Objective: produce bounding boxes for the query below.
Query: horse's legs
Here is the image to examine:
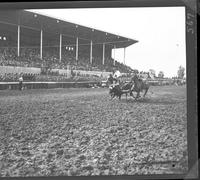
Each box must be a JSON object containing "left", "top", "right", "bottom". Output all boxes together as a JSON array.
[
  {"left": 143, "top": 88, "right": 149, "bottom": 97},
  {"left": 111, "top": 93, "right": 115, "bottom": 100},
  {"left": 130, "top": 91, "right": 135, "bottom": 98},
  {"left": 136, "top": 91, "right": 140, "bottom": 99},
  {"left": 130, "top": 91, "right": 133, "bottom": 96},
  {"left": 119, "top": 94, "right": 121, "bottom": 100}
]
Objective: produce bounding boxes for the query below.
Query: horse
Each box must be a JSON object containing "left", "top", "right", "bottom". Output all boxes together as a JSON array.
[{"left": 129, "top": 74, "right": 150, "bottom": 100}]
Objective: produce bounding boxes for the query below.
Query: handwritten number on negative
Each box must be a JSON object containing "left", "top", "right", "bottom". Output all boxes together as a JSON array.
[{"left": 186, "top": 13, "right": 195, "bottom": 34}]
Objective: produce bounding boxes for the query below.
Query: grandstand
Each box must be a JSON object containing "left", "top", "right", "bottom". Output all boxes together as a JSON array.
[{"left": 0, "top": 10, "right": 138, "bottom": 83}]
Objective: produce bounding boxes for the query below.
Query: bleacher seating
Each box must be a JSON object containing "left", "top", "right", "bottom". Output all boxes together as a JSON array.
[{"left": 0, "top": 46, "right": 134, "bottom": 82}]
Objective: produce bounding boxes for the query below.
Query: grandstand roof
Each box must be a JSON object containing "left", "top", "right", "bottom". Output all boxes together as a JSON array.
[{"left": 0, "top": 10, "right": 138, "bottom": 48}]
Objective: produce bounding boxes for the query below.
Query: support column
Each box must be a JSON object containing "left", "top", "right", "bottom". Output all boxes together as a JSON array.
[
  {"left": 113, "top": 45, "right": 116, "bottom": 66},
  {"left": 17, "top": 25, "right": 20, "bottom": 57},
  {"left": 59, "top": 34, "right": 62, "bottom": 62},
  {"left": 40, "top": 29, "right": 43, "bottom": 59},
  {"left": 90, "top": 40, "right": 93, "bottom": 64},
  {"left": 123, "top": 47, "right": 126, "bottom": 65},
  {"left": 102, "top": 43, "right": 105, "bottom": 65},
  {"left": 76, "top": 37, "right": 79, "bottom": 61}
]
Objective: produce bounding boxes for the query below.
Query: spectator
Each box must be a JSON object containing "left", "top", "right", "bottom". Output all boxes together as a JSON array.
[{"left": 18, "top": 74, "right": 23, "bottom": 90}]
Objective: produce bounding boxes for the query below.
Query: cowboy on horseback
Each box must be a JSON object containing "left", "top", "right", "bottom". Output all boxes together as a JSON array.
[
  {"left": 107, "top": 70, "right": 121, "bottom": 86},
  {"left": 107, "top": 74, "right": 114, "bottom": 85},
  {"left": 113, "top": 70, "right": 121, "bottom": 84}
]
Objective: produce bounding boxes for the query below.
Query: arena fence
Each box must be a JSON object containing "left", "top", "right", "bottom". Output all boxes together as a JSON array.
[
  {"left": 0, "top": 81, "right": 100, "bottom": 90},
  {"left": 0, "top": 79, "right": 178, "bottom": 90}
]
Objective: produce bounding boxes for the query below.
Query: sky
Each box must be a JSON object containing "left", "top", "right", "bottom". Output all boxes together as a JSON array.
[{"left": 28, "top": 7, "right": 186, "bottom": 78}]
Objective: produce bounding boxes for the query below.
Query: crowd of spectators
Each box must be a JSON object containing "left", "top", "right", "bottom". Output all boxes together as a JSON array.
[
  {"left": 0, "top": 73, "right": 19, "bottom": 82},
  {"left": 0, "top": 73, "right": 37, "bottom": 82},
  {"left": 0, "top": 46, "right": 137, "bottom": 83},
  {"left": 0, "top": 72, "right": 103, "bottom": 82},
  {"left": 1, "top": 47, "right": 133, "bottom": 73},
  {"left": 0, "top": 47, "right": 43, "bottom": 67}
]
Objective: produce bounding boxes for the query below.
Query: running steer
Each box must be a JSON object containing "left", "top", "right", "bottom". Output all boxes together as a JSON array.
[{"left": 109, "top": 84, "right": 130, "bottom": 100}]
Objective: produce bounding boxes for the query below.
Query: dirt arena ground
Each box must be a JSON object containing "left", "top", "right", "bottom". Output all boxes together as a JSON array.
[{"left": 0, "top": 85, "right": 187, "bottom": 177}]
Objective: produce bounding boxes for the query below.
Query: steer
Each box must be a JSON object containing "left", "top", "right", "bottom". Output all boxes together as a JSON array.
[{"left": 109, "top": 84, "right": 130, "bottom": 100}]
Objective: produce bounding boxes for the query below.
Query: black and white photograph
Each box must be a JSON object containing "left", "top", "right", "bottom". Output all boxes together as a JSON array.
[{"left": 0, "top": 1, "right": 198, "bottom": 178}]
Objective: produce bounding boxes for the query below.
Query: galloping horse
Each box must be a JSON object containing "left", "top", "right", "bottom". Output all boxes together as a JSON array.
[{"left": 130, "top": 74, "right": 150, "bottom": 99}]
